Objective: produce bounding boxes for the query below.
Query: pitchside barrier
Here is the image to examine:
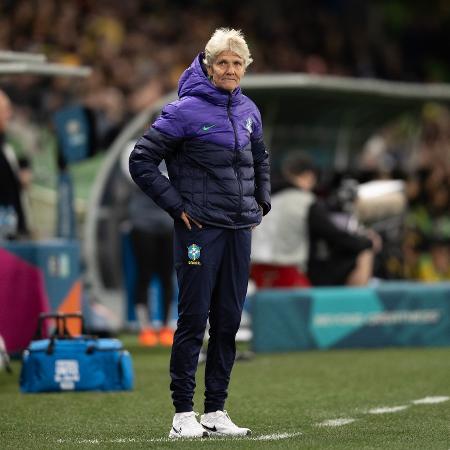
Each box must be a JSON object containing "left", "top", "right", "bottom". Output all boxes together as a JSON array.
[{"left": 251, "top": 282, "right": 450, "bottom": 352}]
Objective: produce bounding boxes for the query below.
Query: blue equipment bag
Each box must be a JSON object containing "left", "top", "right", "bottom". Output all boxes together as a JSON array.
[{"left": 20, "top": 313, "right": 134, "bottom": 393}]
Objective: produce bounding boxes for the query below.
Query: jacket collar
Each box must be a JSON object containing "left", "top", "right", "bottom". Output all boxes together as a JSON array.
[{"left": 178, "top": 53, "right": 243, "bottom": 107}]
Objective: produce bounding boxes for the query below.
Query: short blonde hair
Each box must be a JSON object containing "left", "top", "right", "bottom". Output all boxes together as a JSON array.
[{"left": 203, "top": 28, "right": 253, "bottom": 69}]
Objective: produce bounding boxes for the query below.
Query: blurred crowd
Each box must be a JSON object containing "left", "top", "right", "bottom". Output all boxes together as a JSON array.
[
  {"left": 1, "top": 0, "right": 449, "bottom": 130},
  {"left": 403, "top": 106, "right": 450, "bottom": 281},
  {"left": 1, "top": 0, "right": 450, "bottom": 281},
  {"left": 357, "top": 103, "right": 450, "bottom": 282}
]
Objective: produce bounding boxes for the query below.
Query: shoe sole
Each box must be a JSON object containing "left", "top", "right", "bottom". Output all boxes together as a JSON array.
[
  {"left": 201, "top": 427, "right": 251, "bottom": 437},
  {"left": 169, "top": 430, "right": 209, "bottom": 439}
]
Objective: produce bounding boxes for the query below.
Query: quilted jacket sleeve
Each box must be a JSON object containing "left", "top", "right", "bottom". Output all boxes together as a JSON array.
[{"left": 129, "top": 103, "right": 185, "bottom": 219}]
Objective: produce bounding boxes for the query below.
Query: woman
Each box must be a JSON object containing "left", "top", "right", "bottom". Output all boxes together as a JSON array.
[{"left": 129, "top": 28, "right": 270, "bottom": 438}]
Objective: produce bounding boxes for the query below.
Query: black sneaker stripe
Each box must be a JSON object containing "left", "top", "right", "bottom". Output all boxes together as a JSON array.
[
  {"left": 202, "top": 424, "right": 217, "bottom": 432},
  {"left": 172, "top": 426, "right": 181, "bottom": 434}
]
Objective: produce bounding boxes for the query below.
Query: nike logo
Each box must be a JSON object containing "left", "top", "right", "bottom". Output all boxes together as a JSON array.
[
  {"left": 202, "top": 124, "right": 216, "bottom": 131},
  {"left": 202, "top": 424, "right": 217, "bottom": 432},
  {"left": 172, "top": 426, "right": 181, "bottom": 434}
]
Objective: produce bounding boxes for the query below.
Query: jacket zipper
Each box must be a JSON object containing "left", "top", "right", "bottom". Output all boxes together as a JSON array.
[{"left": 227, "top": 95, "right": 242, "bottom": 216}]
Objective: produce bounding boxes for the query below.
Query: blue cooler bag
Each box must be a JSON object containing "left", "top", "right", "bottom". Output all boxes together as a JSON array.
[{"left": 20, "top": 313, "right": 134, "bottom": 393}]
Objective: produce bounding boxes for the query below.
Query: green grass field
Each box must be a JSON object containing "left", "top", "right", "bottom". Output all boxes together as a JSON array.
[{"left": 1, "top": 338, "right": 449, "bottom": 449}]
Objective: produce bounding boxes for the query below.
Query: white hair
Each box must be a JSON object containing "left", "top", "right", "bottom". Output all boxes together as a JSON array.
[{"left": 203, "top": 28, "right": 253, "bottom": 69}]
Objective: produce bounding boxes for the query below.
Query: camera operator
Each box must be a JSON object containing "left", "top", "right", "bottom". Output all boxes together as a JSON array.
[{"left": 251, "top": 152, "right": 381, "bottom": 287}]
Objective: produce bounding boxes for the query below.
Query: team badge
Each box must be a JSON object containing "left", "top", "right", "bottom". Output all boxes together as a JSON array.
[
  {"left": 245, "top": 117, "right": 253, "bottom": 133},
  {"left": 187, "top": 244, "right": 201, "bottom": 265}
]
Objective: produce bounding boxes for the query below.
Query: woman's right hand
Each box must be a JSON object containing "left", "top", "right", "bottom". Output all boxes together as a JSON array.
[{"left": 181, "top": 211, "right": 203, "bottom": 230}]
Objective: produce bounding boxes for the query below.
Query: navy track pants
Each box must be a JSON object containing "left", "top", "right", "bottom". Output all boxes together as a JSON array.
[{"left": 170, "top": 221, "right": 251, "bottom": 413}]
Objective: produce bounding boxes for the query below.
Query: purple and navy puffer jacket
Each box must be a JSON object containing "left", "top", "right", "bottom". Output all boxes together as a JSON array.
[{"left": 129, "top": 53, "right": 271, "bottom": 229}]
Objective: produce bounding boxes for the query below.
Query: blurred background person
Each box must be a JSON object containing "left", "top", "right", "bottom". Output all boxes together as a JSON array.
[
  {"left": 121, "top": 148, "right": 175, "bottom": 346},
  {"left": 0, "top": 89, "right": 30, "bottom": 240},
  {"left": 128, "top": 181, "right": 175, "bottom": 348},
  {"left": 252, "top": 152, "right": 381, "bottom": 288},
  {"left": 416, "top": 237, "right": 450, "bottom": 282}
]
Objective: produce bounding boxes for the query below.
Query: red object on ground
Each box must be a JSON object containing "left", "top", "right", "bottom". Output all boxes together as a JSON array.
[{"left": 250, "top": 263, "right": 311, "bottom": 288}]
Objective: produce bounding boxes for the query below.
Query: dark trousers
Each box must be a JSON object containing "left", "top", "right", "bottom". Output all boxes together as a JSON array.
[
  {"left": 130, "top": 228, "right": 173, "bottom": 322},
  {"left": 170, "top": 221, "right": 251, "bottom": 413}
]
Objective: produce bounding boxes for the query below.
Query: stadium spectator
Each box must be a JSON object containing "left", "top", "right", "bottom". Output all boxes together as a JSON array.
[
  {"left": 252, "top": 152, "right": 380, "bottom": 287},
  {"left": 0, "top": 89, "right": 30, "bottom": 239},
  {"left": 416, "top": 237, "right": 450, "bottom": 282},
  {"left": 129, "top": 28, "right": 270, "bottom": 438}
]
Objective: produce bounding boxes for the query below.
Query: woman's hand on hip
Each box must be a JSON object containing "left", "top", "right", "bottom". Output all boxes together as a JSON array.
[{"left": 181, "top": 211, "right": 202, "bottom": 230}]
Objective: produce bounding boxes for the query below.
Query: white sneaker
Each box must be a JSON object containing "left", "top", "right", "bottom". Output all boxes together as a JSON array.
[
  {"left": 200, "top": 410, "right": 251, "bottom": 436},
  {"left": 169, "top": 412, "right": 209, "bottom": 439}
]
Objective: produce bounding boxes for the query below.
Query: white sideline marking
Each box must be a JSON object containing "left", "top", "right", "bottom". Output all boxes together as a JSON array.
[
  {"left": 412, "top": 396, "right": 450, "bottom": 405},
  {"left": 368, "top": 405, "right": 409, "bottom": 414},
  {"left": 56, "top": 432, "right": 302, "bottom": 444},
  {"left": 255, "top": 432, "right": 302, "bottom": 440},
  {"left": 317, "top": 418, "right": 356, "bottom": 427},
  {"left": 54, "top": 394, "right": 449, "bottom": 446}
]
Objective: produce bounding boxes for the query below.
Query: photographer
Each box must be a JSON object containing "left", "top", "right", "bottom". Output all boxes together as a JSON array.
[{"left": 251, "top": 152, "right": 381, "bottom": 287}]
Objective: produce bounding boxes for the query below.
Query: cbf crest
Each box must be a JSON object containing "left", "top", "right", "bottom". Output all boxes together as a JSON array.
[
  {"left": 245, "top": 117, "right": 253, "bottom": 134},
  {"left": 187, "top": 243, "right": 201, "bottom": 265}
]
